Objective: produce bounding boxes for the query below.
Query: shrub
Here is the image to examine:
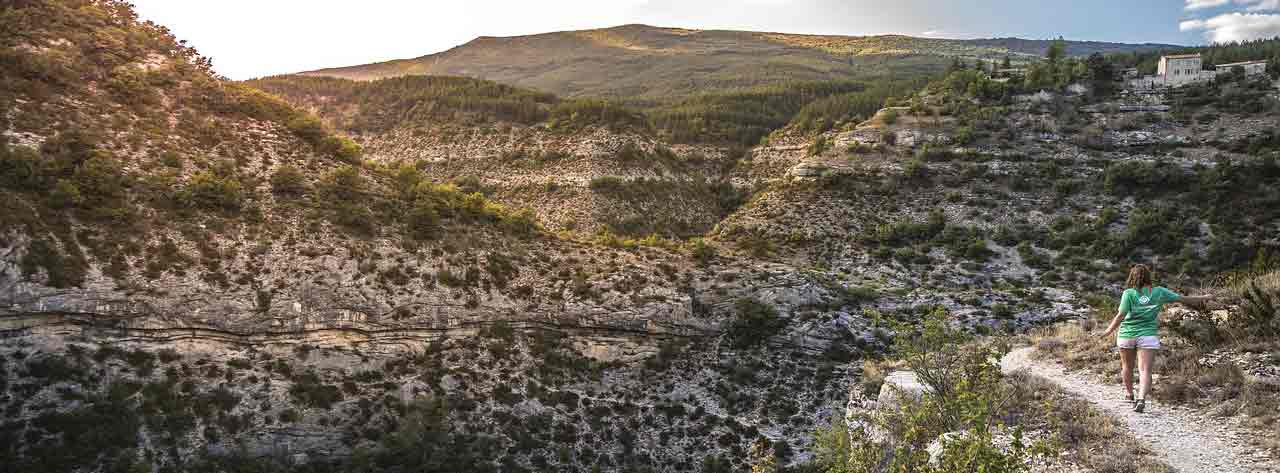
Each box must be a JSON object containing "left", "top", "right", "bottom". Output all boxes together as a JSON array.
[
  {"left": 178, "top": 171, "right": 244, "bottom": 211},
  {"left": 270, "top": 165, "right": 307, "bottom": 196},
  {"left": 1102, "top": 160, "right": 1190, "bottom": 196},
  {"left": 407, "top": 194, "right": 442, "bottom": 239},
  {"left": 325, "top": 136, "right": 362, "bottom": 163},
  {"left": 808, "top": 136, "right": 831, "bottom": 156},
  {"left": 49, "top": 179, "right": 84, "bottom": 208},
  {"left": 882, "top": 109, "right": 899, "bottom": 125},
  {"left": 289, "top": 372, "right": 343, "bottom": 409},
  {"left": 286, "top": 115, "right": 327, "bottom": 144},
  {"left": 881, "top": 130, "right": 898, "bottom": 146},
  {"left": 728, "top": 298, "right": 786, "bottom": 349},
  {"left": 903, "top": 159, "right": 928, "bottom": 180},
  {"left": 330, "top": 201, "right": 375, "bottom": 234},
  {"left": 917, "top": 144, "right": 957, "bottom": 162},
  {"left": 0, "top": 144, "right": 44, "bottom": 191},
  {"left": 588, "top": 176, "right": 626, "bottom": 193},
  {"left": 20, "top": 237, "right": 88, "bottom": 288},
  {"left": 809, "top": 309, "right": 1047, "bottom": 473},
  {"left": 689, "top": 238, "right": 717, "bottom": 265},
  {"left": 318, "top": 165, "right": 366, "bottom": 202}
]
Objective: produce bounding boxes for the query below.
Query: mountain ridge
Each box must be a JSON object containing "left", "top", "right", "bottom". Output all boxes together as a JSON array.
[{"left": 297, "top": 24, "right": 1180, "bottom": 101}]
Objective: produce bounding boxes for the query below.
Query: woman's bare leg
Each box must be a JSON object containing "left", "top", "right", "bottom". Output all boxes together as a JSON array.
[
  {"left": 1137, "top": 348, "right": 1156, "bottom": 400},
  {"left": 1120, "top": 348, "right": 1136, "bottom": 398}
]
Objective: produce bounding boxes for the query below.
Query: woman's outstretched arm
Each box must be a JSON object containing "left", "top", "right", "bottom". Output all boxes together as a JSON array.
[
  {"left": 1099, "top": 309, "right": 1124, "bottom": 339},
  {"left": 1176, "top": 294, "right": 1214, "bottom": 307}
]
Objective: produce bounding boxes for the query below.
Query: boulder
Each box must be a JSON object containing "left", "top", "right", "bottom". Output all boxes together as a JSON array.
[
  {"left": 926, "top": 430, "right": 1019, "bottom": 466},
  {"left": 927, "top": 431, "right": 970, "bottom": 466},
  {"left": 877, "top": 370, "right": 931, "bottom": 408}
]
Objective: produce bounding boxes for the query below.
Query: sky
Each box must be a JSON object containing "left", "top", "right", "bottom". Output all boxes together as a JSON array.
[{"left": 130, "top": 0, "right": 1280, "bottom": 80}]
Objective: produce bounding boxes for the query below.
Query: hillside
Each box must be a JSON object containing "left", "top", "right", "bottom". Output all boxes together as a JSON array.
[
  {"left": 0, "top": 2, "right": 867, "bottom": 471},
  {"left": 3, "top": 2, "right": 1280, "bottom": 473},
  {"left": 299, "top": 24, "right": 1176, "bottom": 101}
]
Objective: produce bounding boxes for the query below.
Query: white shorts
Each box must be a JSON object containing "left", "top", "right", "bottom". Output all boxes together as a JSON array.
[{"left": 1117, "top": 336, "right": 1160, "bottom": 350}]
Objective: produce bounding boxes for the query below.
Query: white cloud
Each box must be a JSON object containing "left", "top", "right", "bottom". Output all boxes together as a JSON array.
[
  {"left": 1180, "top": 12, "right": 1280, "bottom": 42},
  {"left": 1186, "top": 0, "right": 1280, "bottom": 11},
  {"left": 1179, "top": 19, "right": 1208, "bottom": 31},
  {"left": 1186, "top": 0, "right": 1231, "bottom": 10},
  {"left": 1242, "top": 0, "right": 1280, "bottom": 11}
]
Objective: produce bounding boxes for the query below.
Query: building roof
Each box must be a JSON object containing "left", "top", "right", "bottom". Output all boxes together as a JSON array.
[
  {"left": 1161, "top": 53, "right": 1202, "bottom": 60},
  {"left": 1214, "top": 60, "right": 1268, "bottom": 68}
]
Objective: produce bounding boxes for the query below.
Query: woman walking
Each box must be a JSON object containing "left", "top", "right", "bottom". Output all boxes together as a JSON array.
[{"left": 1099, "top": 264, "right": 1212, "bottom": 413}]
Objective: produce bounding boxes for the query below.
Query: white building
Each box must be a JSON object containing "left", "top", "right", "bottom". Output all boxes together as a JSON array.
[
  {"left": 1128, "top": 53, "right": 1218, "bottom": 90},
  {"left": 1214, "top": 60, "right": 1268, "bottom": 77},
  {"left": 1157, "top": 53, "right": 1214, "bottom": 87}
]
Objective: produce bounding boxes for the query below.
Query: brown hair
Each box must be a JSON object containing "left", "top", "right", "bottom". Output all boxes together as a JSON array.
[{"left": 1125, "top": 264, "right": 1153, "bottom": 289}]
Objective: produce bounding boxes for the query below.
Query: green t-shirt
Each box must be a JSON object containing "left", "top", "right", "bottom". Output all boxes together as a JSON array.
[{"left": 1117, "top": 286, "right": 1180, "bottom": 338}]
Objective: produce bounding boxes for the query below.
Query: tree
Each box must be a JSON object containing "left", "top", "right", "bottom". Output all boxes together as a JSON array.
[
  {"left": 1001, "top": 55, "right": 1013, "bottom": 69},
  {"left": 728, "top": 298, "right": 786, "bottom": 349},
  {"left": 1082, "top": 53, "right": 1115, "bottom": 96},
  {"left": 1086, "top": 53, "right": 1114, "bottom": 82},
  {"left": 1046, "top": 37, "right": 1066, "bottom": 66}
]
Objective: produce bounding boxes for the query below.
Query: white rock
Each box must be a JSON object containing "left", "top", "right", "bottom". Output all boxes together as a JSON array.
[{"left": 877, "top": 370, "right": 930, "bottom": 408}]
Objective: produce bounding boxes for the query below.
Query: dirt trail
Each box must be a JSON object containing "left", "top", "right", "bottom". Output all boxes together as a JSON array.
[{"left": 1002, "top": 347, "right": 1279, "bottom": 473}]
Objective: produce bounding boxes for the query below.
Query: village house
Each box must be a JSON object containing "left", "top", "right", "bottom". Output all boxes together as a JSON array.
[
  {"left": 1214, "top": 59, "right": 1268, "bottom": 77},
  {"left": 1127, "top": 52, "right": 1269, "bottom": 90},
  {"left": 1156, "top": 53, "right": 1214, "bottom": 87}
]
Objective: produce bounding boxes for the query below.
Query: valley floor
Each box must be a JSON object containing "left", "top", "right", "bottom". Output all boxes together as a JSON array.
[{"left": 1002, "top": 347, "right": 1280, "bottom": 473}]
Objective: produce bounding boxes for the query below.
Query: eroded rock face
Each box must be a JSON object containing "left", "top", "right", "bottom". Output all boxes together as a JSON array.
[{"left": 354, "top": 125, "right": 739, "bottom": 236}]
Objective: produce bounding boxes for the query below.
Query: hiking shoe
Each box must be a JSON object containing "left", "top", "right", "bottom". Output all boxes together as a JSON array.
[
  {"left": 1126, "top": 392, "right": 1134, "bottom": 404},
  {"left": 1134, "top": 399, "right": 1146, "bottom": 413}
]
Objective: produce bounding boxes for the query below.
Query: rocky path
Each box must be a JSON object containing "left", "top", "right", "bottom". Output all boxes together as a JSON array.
[{"left": 1002, "top": 347, "right": 1279, "bottom": 473}]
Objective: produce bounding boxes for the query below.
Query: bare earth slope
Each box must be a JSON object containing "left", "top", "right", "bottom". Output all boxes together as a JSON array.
[{"left": 1003, "top": 347, "right": 1280, "bottom": 473}]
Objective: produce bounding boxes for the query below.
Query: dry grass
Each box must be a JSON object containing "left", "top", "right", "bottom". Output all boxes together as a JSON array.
[{"left": 1004, "top": 371, "right": 1174, "bottom": 473}]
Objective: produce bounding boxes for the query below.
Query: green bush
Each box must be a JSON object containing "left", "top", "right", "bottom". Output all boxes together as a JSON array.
[
  {"left": 728, "top": 298, "right": 786, "bottom": 349},
  {"left": 588, "top": 176, "right": 626, "bottom": 193},
  {"left": 882, "top": 109, "right": 899, "bottom": 125},
  {"left": 178, "top": 171, "right": 244, "bottom": 211},
  {"left": 286, "top": 115, "right": 328, "bottom": 144},
  {"left": 318, "top": 165, "right": 366, "bottom": 202},
  {"left": 808, "top": 136, "right": 831, "bottom": 156},
  {"left": 289, "top": 371, "right": 343, "bottom": 409},
  {"left": 689, "top": 238, "right": 716, "bottom": 265},
  {"left": 325, "top": 136, "right": 362, "bottom": 163},
  {"left": 20, "top": 237, "right": 88, "bottom": 288},
  {"left": 1102, "top": 160, "right": 1191, "bottom": 196},
  {"left": 270, "top": 165, "right": 308, "bottom": 196},
  {"left": 903, "top": 159, "right": 928, "bottom": 180},
  {"left": 0, "top": 144, "right": 44, "bottom": 191},
  {"left": 808, "top": 309, "right": 1047, "bottom": 473}
]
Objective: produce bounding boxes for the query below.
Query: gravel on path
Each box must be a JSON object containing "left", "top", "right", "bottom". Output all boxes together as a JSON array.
[{"left": 1002, "top": 346, "right": 1279, "bottom": 473}]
